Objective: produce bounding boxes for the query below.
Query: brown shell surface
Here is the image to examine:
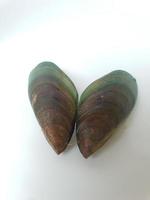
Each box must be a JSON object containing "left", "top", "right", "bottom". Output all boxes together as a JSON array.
[
  {"left": 28, "top": 62, "right": 78, "bottom": 154},
  {"left": 76, "top": 70, "right": 138, "bottom": 158}
]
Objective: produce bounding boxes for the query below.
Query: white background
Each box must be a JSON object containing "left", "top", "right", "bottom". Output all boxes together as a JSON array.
[{"left": 0, "top": 1, "right": 150, "bottom": 200}]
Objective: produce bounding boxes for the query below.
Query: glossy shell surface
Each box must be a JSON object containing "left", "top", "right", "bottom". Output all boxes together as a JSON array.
[
  {"left": 77, "top": 70, "right": 138, "bottom": 158},
  {"left": 28, "top": 62, "right": 78, "bottom": 154}
]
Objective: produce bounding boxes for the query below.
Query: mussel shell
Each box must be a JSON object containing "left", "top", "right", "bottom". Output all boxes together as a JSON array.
[
  {"left": 28, "top": 62, "right": 78, "bottom": 154},
  {"left": 76, "top": 70, "right": 138, "bottom": 158}
]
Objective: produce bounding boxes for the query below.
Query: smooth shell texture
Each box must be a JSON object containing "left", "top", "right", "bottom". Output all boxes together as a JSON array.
[
  {"left": 77, "top": 70, "right": 138, "bottom": 158},
  {"left": 28, "top": 62, "right": 78, "bottom": 154}
]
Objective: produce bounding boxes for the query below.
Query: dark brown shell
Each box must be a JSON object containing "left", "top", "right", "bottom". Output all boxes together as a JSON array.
[
  {"left": 76, "top": 70, "right": 138, "bottom": 158},
  {"left": 28, "top": 62, "right": 78, "bottom": 154}
]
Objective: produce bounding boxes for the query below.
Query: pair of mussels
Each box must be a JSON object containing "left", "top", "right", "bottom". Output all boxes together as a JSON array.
[{"left": 28, "top": 62, "right": 138, "bottom": 158}]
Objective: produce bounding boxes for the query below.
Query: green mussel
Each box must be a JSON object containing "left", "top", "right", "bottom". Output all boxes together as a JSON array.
[
  {"left": 28, "top": 62, "right": 78, "bottom": 154},
  {"left": 76, "top": 70, "right": 138, "bottom": 158}
]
